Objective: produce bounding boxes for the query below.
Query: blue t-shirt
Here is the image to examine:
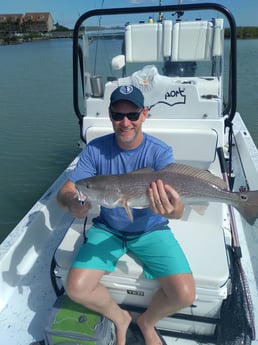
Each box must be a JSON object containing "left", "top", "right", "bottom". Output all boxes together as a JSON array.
[{"left": 70, "top": 133, "right": 174, "bottom": 233}]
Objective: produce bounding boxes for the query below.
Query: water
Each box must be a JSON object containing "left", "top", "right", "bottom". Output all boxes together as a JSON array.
[
  {"left": 0, "top": 39, "right": 80, "bottom": 242},
  {"left": 236, "top": 39, "right": 258, "bottom": 135},
  {"left": 0, "top": 39, "right": 258, "bottom": 243}
]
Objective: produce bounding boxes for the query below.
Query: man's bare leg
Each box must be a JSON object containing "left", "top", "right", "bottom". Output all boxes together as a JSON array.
[
  {"left": 67, "top": 268, "right": 132, "bottom": 345},
  {"left": 137, "top": 273, "right": 195, "bottom": 345}
]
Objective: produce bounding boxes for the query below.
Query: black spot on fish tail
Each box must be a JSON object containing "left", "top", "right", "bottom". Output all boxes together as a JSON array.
[{"left": 235, "top": 190, "right": 258, "bottom": 225}]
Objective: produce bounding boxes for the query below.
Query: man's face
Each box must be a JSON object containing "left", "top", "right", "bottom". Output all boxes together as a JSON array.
[{"left": 109, "top": 100, "right": 148, "bottom": 149}]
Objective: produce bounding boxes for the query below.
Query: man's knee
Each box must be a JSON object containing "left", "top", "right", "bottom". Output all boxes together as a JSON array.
[
  {"left": 160, "top": 273, "right": 196, "bottom": 308},
  {"left": 66, "top": 267, "right": 104, "bottom": 302},
  {"left": 176, "top": 278, "right": 196, "bottom": 307},
  {"left": 66, "top": 269, "right": 85, "bottom": 301}
]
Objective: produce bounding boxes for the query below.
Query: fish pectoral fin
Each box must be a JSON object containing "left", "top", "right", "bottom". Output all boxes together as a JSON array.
[
  {"left": 190, "top": 204, "right": 209, "bottom": 216},
  {"left": 122, "top": 201, "right": 133, "bottom": 222}
]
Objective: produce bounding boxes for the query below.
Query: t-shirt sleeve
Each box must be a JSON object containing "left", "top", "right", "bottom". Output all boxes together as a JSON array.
[{"left": 69, "top": 144, "right": 97, "bottom": 182}]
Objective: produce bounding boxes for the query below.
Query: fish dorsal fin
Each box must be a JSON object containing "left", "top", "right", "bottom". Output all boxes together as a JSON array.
[
  {"left": 129, "top": 167, "right": 154, "bottom": 174},
  {"left": 162, "top": 163, "right": 227, "bottom": 190}
]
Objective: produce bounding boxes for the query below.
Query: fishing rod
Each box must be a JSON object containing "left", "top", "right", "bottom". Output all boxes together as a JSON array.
[{"left": 217, "top": 147, "right": 241, "bottom": 256}]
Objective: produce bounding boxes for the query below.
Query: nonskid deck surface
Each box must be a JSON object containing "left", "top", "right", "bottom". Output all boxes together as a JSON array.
[{"left": 0, "top": 193, "right": 74, "bottom": 344}]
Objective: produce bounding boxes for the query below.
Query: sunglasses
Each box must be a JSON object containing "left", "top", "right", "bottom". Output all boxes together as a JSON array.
[{"left": 110, "top": 108, "right": 143, "bottom": 121}]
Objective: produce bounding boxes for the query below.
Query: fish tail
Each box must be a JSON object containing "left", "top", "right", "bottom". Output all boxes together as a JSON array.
[{"left": 236, "top": 190, "right": 258, "bottom": 225}]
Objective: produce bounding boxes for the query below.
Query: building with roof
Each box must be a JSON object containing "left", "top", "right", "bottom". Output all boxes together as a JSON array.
[
  {"left": 0, "top": 12, "right": 54, "bottom": 35},
  {"left": 23, "top": 12, "right": 54, "bottom": 32},
  {"left": 0, "top": 14, "right": 23, "bottom": 34}
]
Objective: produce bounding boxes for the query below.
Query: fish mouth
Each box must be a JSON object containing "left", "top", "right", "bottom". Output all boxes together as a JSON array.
[{"left": 75, "top": 188, "right": 88, "bottom": 203}]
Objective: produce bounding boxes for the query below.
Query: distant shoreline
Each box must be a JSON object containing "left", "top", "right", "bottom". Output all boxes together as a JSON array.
[
  {"left": 1, "top": 26, "right": 258, "bottom": 45},
  {"left": 0, "top": 30, "right": 73, "bottom": 45}
]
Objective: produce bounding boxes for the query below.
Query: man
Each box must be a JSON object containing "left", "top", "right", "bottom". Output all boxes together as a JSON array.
[{"left": 57, "top": 85, "right": 195, "bottom": 345}]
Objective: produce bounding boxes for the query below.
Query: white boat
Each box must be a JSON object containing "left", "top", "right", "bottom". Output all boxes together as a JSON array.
[{"left": 1, "top": 2, "right": 257, "bottom": 344}]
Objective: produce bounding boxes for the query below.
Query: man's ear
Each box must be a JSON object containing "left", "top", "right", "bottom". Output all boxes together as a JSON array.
[{"left": 142, "top": 107, "right": 149, "bottom": 122}]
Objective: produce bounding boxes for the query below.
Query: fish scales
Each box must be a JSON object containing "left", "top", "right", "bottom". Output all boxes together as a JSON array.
[
  {"left": 75, "top": 163, "right": 258, "bottom": 225},
  {"left": 96, "top": 165, "right": 235, "bottom": 204}
]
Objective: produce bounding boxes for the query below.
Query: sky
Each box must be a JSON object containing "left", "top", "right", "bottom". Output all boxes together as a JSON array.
[{"left": 1, "top": 0, "right": 258, "bottom": 29}]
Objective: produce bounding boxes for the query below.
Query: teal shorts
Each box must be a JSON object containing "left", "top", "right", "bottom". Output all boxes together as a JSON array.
[{"left": 72, "top": 225, "right": 192, "bottom": 279}]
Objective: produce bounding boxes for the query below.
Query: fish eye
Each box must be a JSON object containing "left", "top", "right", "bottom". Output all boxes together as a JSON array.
[{"left": 86, "top": 183, "right": 91, "bottom": 189}]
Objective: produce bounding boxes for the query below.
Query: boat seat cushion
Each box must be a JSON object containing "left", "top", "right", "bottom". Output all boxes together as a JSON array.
[
  {"left": 85, "top": 126, "right": 218, "bottom": 169},
  {"left": 125, "top": 22, "right": 163, "bottom": 62},
  {"left": 112, "top": 19, "right": 223, "bottom": 68}
]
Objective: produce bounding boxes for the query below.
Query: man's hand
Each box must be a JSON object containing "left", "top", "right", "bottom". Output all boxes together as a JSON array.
[
  {"left": 57, "top": 180, "right": 91, "bottom": 218},
  {"left": 148, "top": 179, "right": 184, "bottom": 219},
  {"left": 67, "top": 197, "right": 91, "bottom": 218}
]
